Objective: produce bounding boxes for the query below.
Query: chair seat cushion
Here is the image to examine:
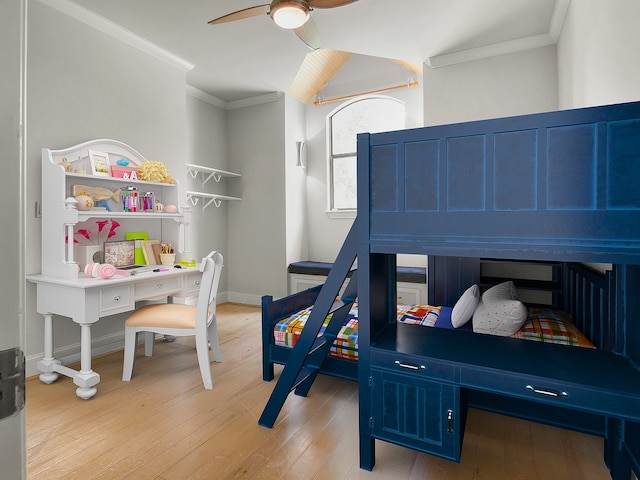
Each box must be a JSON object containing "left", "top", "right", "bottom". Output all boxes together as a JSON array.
[{"left": 125, "top": 303, "right": 197, "bottom": 329}]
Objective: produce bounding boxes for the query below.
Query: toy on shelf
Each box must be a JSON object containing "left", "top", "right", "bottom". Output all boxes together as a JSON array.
[
  {"left": 71, "top": 185, "right": 120, "bottom": 212},
  {"left": 138, "top": 160, "right": 175, "bottom": 184}
]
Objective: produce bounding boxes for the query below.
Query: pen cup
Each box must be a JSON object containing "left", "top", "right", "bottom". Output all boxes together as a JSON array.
[{"left": 160, "top": 253, "right": 175, "bottom": 266}]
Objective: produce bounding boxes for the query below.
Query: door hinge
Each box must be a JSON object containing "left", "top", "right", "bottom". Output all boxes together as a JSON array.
[
  {"left": 369, "top": 376, "right": 373, "bottom": 387},
  {"left": 369, "top": 417, "right": 373, "bottom": 429},
  {"left": 0, "top": 348, "right": 26, "bottom": 420}
]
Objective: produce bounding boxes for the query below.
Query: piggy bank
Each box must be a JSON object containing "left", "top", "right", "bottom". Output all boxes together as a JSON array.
[{"left": 75, "top": 195, "right": 94, "bottom": 211}]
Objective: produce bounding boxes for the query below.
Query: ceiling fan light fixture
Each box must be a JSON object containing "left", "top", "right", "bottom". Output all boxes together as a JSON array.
[{"left": 271, "top": 1, "right": 310, "bottom": 29}]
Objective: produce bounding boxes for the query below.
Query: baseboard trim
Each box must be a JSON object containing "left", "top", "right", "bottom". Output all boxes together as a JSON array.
[{"left": 225, "top": 291, "right": 261, "bottom": 306}]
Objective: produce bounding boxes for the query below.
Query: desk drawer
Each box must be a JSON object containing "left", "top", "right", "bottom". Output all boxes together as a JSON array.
[
  {"left": 371, "top": 348, "right": 458, "bottom": 382},
  {"left": 184, "top": 272, "right": 202, "bottom": 296},
  {"left": 100, "top": 285, "right": 134, "bottom": 315},
  {"left": 135, "top": 276, "right": 182, "bottom": 299}
]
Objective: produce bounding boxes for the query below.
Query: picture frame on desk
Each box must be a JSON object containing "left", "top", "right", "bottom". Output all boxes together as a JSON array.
[{"left": 88, "top": 149, "right": 110, "bottom": 176}]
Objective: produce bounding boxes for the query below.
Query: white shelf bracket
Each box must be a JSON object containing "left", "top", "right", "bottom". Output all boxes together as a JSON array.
[
  {"left": 187, "top": 194, "right": 200, "bottom": 206},
  {"left": 187, "top": 168, "right": 199, "bottom": 179},
  {"left": 203, "top": 172, "right": 222, "bottom": 186},
  {"left": 203, "top": 197, "right": 223, "bottom": 210}
]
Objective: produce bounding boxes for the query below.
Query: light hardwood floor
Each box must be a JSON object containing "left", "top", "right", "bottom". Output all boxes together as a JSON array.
[{"left": 26, "top": 303, "right": 612, "bottom": 479}]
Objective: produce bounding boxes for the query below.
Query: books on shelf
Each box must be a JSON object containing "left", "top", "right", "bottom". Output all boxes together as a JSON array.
[{"left": 140, "top": 240, "right": 160, "bottom": 265}]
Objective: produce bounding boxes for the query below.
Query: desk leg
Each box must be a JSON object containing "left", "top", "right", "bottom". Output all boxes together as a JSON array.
[
  {"left": 37, "top": 314, "right": 60, "bottom": 384},
  {"left": 73, "top": 323, "right": 100, "bottom": 400}
]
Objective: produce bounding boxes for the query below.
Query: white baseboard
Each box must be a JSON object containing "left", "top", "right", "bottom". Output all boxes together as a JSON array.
[{"left": 225, "top": 291, "right": 261, "bottom": 306}]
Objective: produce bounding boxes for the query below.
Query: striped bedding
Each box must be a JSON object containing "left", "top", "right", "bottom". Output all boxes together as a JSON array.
[{"left": 273, "top": 301, "right": 594, "bottom": 361}]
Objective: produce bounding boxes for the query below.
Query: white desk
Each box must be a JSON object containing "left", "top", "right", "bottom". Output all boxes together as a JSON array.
[{"left": 26, "top": 267, "right": 202, "bottom": 399}]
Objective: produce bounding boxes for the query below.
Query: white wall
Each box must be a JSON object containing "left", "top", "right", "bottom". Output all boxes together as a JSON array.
[
  {"left": 25, "top": 0, "right": 190, "bottom": 375},
  {"left": 423, "top": 45, "right": 559, "bottom": 126},
  {"left": 557, "top": 0, "right": 640, "bottom": 109},
  {"left": 185, "top": 93, "right": 230, "bottom": 300},
  {"left": 285, "top": 95, "right": 309, "bottom": 266},
  {"left": 226, "top": 97, "right": 289, "bottom": 302}
]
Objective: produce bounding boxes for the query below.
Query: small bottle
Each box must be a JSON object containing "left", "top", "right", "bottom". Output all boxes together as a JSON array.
[
  {"left": 142, "top": 192, "right": 155, "bottom": 212},
  {"left": 122, "top": 186, "right": 139, "bottom": 212}
]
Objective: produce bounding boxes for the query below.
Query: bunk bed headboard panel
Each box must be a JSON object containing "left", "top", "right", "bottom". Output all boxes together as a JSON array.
[{"left": 357, "top": 101, "right": 640, "bottom": 265}]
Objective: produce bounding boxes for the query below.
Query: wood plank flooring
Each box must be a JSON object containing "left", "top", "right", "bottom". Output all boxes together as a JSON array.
[{"left": 26, "top": 303, "right": 612, "bottom": 479}]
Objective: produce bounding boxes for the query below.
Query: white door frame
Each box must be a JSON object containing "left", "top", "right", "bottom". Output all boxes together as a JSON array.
[{"left": 0, "top": 1, "right": 28, "bottom": 478}]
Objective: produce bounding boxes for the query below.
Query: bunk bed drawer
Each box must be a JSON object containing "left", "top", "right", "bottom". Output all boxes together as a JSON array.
[
  {"left": 370, "top": 348, "right": 457, "bottom": 382},
  {"left": 370, "top": 368, "right": 466, "bottom": 462},
  {"left": 460, "top": 367, "right": 638, "bottom": 419}
]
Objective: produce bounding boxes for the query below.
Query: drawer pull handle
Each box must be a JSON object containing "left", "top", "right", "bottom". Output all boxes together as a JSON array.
[
  {"left": 447, "top": 410, "right": 453, "bottom": 433},
  {"left": 195, "top": 280, "right": 200, "bottom": 286},
  {"left": 156, "top": 283, "right": 163, "bottom": 289},
  {"left": 113, "top": 295, "right": 120, "bottom": 302},
  {"left": 394, "top": 360, "right": 425, "bottom": 371},
  {"left": 526, "top": 385, "right": 568, "bottom": 397}
]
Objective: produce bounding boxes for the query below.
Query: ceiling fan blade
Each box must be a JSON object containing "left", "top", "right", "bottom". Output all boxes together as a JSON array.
[
  {"left": 308, "top": 0, "right": 358, "bottom": 8},
  {"left": 295, "top": 16, "right": 321, "bottom": 50},
  {"left": 208, "top": 5, "right": 270, "bottom": 25}
]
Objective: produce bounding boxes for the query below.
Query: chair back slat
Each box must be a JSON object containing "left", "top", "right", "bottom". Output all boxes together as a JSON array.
[{"left": 196, "top": 251, "right": 223, "bottom": 329}]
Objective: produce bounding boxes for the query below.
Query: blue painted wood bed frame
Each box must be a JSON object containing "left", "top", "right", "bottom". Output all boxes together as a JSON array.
[
  {"left": 260, "top": 101, "right": 640, "bottom": 478},
  {"left": 355, "top": 101, "right": 640, "bottom": 479}
]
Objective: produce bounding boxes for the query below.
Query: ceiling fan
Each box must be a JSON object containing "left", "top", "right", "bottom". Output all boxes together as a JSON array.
[{"left": 208, "top": 0, "right": 358, "bottom": 50}]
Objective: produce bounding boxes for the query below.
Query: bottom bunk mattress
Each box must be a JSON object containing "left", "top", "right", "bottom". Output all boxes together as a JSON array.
[{"left": 273, "top": 300, "right": 594, "bottom": 361}]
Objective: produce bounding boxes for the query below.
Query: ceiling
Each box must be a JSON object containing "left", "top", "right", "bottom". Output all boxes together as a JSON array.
[{"left": 66, "top": 0, "right": 566, "bottom": 105}]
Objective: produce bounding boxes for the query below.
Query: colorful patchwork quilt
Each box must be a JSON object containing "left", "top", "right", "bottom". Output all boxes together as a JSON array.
[
  {"left": 512, "top": 306, "right": 595, "bottom": 348},
  {"left": 273, "top": 301, "right": 594, "bottom": 361}
]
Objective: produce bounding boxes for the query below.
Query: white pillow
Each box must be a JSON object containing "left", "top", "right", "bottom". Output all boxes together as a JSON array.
[
  {"left": 451, "top": 284, "right": 480, "bottom": 328},
  {"left": 472, "top": 281, "right": 528, "bottom": 337}
]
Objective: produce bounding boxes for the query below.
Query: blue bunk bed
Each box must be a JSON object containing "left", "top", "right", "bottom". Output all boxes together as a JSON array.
[
  {"left": 356, "top": 100, "right": 640, "bottom": 479},
  {"left": 259, "top": 100, "right": 640, "bottom": 479}
]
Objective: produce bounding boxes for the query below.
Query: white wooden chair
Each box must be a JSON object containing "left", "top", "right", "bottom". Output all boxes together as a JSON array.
[{"left": 122, "top": 251, "right": 224, "bottom": 389}]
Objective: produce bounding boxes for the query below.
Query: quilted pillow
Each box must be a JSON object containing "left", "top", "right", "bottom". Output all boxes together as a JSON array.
[
  {"left": 473, "top": 281, "right": 528, "bottom": 336},
  {"left": 451, "top": 284, "right": 480, "bottom": 328}
]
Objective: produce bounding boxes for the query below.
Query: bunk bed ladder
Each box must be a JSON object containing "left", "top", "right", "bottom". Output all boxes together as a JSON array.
[{"left": 258, "top": 222, "right": 358, "bottom": 428}]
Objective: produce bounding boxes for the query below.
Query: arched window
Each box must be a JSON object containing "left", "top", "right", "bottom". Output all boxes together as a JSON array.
[{"left": 327, "top": 96, "right": 405, "bottom": 215}]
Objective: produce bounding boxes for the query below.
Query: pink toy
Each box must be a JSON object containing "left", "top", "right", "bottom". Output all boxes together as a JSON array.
[{"left": 84, "top": 263, "right": 130, "bottom": 279}]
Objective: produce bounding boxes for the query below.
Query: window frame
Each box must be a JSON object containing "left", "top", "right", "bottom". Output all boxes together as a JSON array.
[{"left": 325, "top": 95, "right": 405, "bottom": 218}]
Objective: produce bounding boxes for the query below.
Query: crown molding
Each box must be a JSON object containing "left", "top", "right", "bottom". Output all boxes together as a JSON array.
[
  {"left": 225, "top": 91, "right": 284, "bottom": 111},
  {"left": 38, "top": 0, "right": 194, "bottom": 72},
  {"left": 427, "top": 0, "right": 570, "bottom": 68},
  {"left": 428, "top": 33, "right": 555, "bottom": 68},
  {"left": 186, "top": 85, "right": 226, "bottom": 109},
  {"left": 186, "top": 87, "right": 284, "bottom": 111}
]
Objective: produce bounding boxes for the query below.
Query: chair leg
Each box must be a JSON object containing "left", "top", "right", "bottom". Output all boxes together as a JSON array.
[
  {"left": 122, "top": 328, "right": 137, "bottom": 381},
  {"left": 144, "top": 331, "right": 155, "bottom": 356},
  {"left": 195, "top": 332, "right": 213, "bottom": 389},
  {"left": 208, "top": 317, "right": 223, "bottom": 363}
]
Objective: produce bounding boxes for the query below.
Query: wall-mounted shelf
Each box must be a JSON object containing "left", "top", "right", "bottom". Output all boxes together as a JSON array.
[
  {"left": 186, "top": 191, "right": 242, "bottom": 210},
  {"left": 186, "top": 163, "right": 241, "bottom": 186}
]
